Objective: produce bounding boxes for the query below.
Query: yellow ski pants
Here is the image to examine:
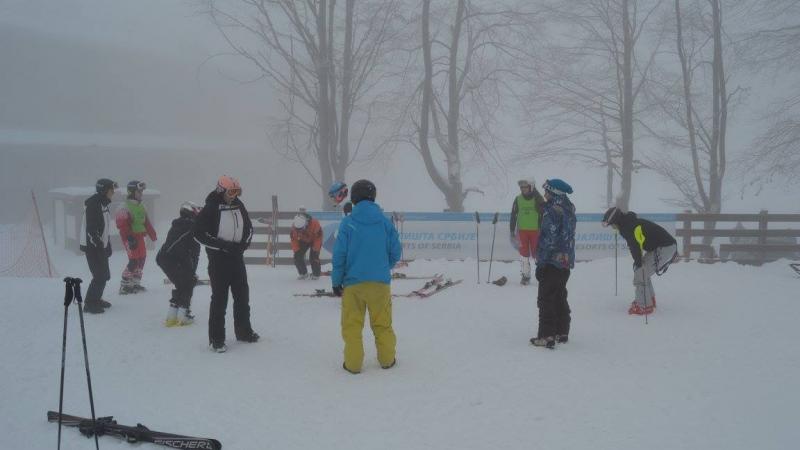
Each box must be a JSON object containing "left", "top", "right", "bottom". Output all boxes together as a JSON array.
[{"left": 341, "top": 282, "right": 396, "bottom": 372}]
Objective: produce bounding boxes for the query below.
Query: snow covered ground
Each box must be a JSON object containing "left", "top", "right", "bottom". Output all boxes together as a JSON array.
[{"left": 2, "top": 249, "right": 799, "bottom": 450}]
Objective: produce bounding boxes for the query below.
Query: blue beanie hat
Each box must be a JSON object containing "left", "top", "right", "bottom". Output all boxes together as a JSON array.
[{"left": 543, "top": 179, "right": 573, "bottom": 196}]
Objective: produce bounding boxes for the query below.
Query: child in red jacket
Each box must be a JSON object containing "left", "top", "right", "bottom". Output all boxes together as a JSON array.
[
  {"left": 116, "top": 180, "right": 157, "bottom": 294},
  {"left": 291, "top": 212, "right": 323, "bottom": 279}
]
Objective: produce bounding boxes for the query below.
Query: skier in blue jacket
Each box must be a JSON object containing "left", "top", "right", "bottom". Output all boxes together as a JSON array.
[{"left": 331, "top": 179, "right": 402, "bottom": 373}]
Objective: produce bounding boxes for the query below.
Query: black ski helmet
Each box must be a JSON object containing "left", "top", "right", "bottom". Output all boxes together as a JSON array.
[
  {"left": 127, "top": 180, "right": 146, "bottom": 194},
  {"left": 95, "top": 178, "right": 118, "bottom": 194},
  {"left": 602, "top": 207, "right": 622, "bottom": 227},
  {"left": 350, "top": 179, "right": 376, "bottom": 204}
]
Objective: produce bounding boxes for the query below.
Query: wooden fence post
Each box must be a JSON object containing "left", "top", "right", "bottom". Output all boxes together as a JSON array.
[
  {"left": 683, "top": 210, "right": 692, "bottom": 261},
  {"left": 758, "top": 209, "right": 769, "bottom": 265}
]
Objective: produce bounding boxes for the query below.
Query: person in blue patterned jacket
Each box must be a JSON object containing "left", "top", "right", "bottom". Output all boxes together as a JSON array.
[{"left": 531, "top": 179, "right": 576, "bottom": 349}]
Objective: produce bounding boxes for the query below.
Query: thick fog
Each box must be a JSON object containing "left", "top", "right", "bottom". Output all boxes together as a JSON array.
[{"left": 1, "top": 0, "right": 798, "bottom": 226}]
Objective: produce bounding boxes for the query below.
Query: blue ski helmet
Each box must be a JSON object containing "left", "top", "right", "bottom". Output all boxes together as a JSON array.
[{"left": 328, "top": 181, "right": 348, "bottom": 205}]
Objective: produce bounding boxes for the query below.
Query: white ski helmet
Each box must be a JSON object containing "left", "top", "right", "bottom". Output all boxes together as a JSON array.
[{"left": 292, "top": 214, "right": 308, "bottom": 229}]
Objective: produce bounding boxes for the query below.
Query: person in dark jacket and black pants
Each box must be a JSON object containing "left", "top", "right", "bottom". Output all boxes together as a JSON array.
[
  {"left": 157, "top": 201, "right": 202, "bottom": 327},
  {"left": 193, "top": 176, "right": 258, "bottom": 353},
  {"left": 602, "top": 207, "right": 678, "bottom": 315},
  {"left": 80, "top": 178, "right": 117, "bottom": 314}
]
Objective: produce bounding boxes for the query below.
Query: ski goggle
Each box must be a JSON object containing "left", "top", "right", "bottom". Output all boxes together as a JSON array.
[
  {"left": 131, "top": 182, "right": 146, "bottom": 191},
  {"left": 226, "top": 188, "right": 242, "bottom": 197},
  {"left": 329, "top": 187, "right": 348, "bottom": 204}
]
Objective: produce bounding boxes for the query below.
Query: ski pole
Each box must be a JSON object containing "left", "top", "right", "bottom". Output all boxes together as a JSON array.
[
  {"left": 487, "top": 212, "right": 499, "bottom": 282},
  {"left": 72, "top": 279, "right": 101, "bottom": 450},
  {"left": 58, "top": 278, "right": 75, "bottom": 450},
  {"left": 614, "top": 232, "right": 618, "bottom": 296},
  {"left": 475, "top": 212, "right": 480, "bottom": 284}
]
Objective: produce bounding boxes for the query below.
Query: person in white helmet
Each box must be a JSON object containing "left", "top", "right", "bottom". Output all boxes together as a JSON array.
[
  {"left": 157, "top": 201, "right": 202, "bottom": 327},
  {"left": 290, "top": 211, "right": 323, "bottom": 280}
]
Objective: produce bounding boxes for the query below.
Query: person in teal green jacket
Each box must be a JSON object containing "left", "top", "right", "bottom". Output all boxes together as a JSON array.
[{"left": 331, "top": 179, "right": 402, "bottom": 374}]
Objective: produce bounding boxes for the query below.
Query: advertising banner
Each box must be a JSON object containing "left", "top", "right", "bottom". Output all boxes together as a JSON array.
[{"left": 308, "top": 211, "right": 676, "bottom": 262}]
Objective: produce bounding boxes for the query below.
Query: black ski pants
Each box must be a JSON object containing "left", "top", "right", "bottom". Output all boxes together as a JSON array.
[
  {"left": 207, "top": 251, "right": 253, "bottom": 345},
  {"left": 85, "top": 246, "right": 110, "bottom": 305},
  {"left": 158, "top": 257, "right": 196, "bottom": 309},
  {"left": 293, "top": 242, "right": 321, "bottom": 277},
  {"left": 536, "top": 265, "right": 571, "bottom": 338}
]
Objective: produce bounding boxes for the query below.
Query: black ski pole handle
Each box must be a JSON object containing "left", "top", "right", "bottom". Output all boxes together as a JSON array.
[
  {"left": 492, "top": 212, "right": 498, "bottom": 224},
  {"left": 63, "top": 277, "right": 74, "bottom": 306},
  {"left": 474, "top": 211, "right": 480, "bottom": 223},
  {"left": 72, "top": 278, "right": 84, "bottom": 304}
]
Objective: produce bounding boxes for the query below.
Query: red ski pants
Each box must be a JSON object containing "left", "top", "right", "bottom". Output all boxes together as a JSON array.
[{"left": 518, "top": 230, "right": 540, "bottom": 258}]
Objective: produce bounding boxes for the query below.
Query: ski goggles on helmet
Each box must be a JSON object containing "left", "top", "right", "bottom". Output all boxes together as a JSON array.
[
  {"left": 226, "top": 188, "right": 242, "bottom": 197},
  {"left": 129, "top": 181, "right": 146, "bottom": 192},
  {"left": 329, "top": 187, "right": 348, "bottom": 204}
]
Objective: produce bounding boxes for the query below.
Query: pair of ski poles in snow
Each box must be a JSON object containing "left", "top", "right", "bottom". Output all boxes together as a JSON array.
[
  {"left": 58, "top": 277, "right": 100, "bottom": 450},
  {"left": 475, "top": 212, "right": 501, "bottom": 284}
]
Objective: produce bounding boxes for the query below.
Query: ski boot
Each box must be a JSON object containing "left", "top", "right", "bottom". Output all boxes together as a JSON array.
[
  {"left": 236, "top": 331, "right": 260, "bottom": 343},
  {"left": 83, "top": 301, "right": 106, "bottom": 314},
  {"left": 209, "top": 342, "right": 227, "bottom": 353},
  {"left": 297, "top": 273, "right": 309, "bottom": 280},
  {"left": 119, "top": 284, "right": 137, "bottom": 295},
  {"left": 165, "top": 304, "right": 179, "bottom": 327},
  {"left": 530, "top": 336, "right": 555, "bottom": 349},
  {"left": 628, "top": 301, "right": 654, "bottom": 315},
  {"left": 520, "top": 274, "right": 531, "bottom": 286},
  {"left": 177, "top": 307, "right": 194, "bottom": 326},
  {"left": 310, "top": 275, "right": 320, "bottom": 281},
  {"left": 132, "top": 284, "right": 147, "bottom": 293},
  {"left": 99, "top": 299, "right": 112, "bottom": 309},
  {"left": 555, "top": 334, "right": 568, "bottom": 344}
]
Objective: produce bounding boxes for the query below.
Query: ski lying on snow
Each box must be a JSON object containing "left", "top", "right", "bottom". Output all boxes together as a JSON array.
[
  {"left": 294, "top": 275, "right": 449, "bottom": 298},
  {"left": 163, "top": 278, "right": 210, "bottom": 286},
  {"left": 318, "top": 271, "right": 438, "bottom": 280},
  {"left": 409, "top": 279, "right": 463, "bottom": 298},
  {"left": 48, "top": 411, "right": 222, "bottom": 450}
]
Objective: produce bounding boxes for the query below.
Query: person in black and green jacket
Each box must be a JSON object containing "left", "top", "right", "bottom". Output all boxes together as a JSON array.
[
  {"left": 510, "top": 179, "right": 545, "bottom": 285},
  {"left": 602, "top": 207, "right": 678, "bottom": 315}
]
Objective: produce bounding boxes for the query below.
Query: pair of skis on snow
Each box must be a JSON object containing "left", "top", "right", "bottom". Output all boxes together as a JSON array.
[
  {"left": 48, "top": 411, "right": 221, "bottom": 450},
  {"left": 294, "top": 274, "right": 463, "bottom": 299}
]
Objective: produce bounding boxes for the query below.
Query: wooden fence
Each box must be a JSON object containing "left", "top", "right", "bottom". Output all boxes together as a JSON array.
[
  {"left": 243, "top": 206, "right": 800, "bottom": 266},
  {"left": 676, "top": 211, "right": 800, "bottom": 264}
]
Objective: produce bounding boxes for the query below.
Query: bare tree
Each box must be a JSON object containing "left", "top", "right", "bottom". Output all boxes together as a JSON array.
[
  {"left": 205, "top": 0, "right": 401, "bottom": 208},
  {"left": 522, "top": 0, "right": 664, "bottom": 210},
  {"left": 398, "top": 0, "right": 538, "bottom": 211},
  {"left": 736, "top": 0, "right": 800, "bottom": 187},
  {"left": 646, "top": 0, "right": 741, "bottom": 218}
]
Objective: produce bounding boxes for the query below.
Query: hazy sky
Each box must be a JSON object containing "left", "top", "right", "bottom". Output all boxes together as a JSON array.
[{"left": 0, "top": 0, "right": 795, "bottom": 222}]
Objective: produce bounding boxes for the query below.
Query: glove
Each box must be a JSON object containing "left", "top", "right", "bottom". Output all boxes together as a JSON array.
[
  {"left": 535, "top": 265, "right": 545, "bottom": 282},
  {"left": 89, "top": 233, "right": 103, "bottom": 248},
  {"left": 126, "top": 235, "right": 138, "bottom": 250},
  {"left": 220, "top": 241, "right": 241, "bottom": 254},
  {"left": 332, "top": 285, "right": 343, "bottom": 297}
]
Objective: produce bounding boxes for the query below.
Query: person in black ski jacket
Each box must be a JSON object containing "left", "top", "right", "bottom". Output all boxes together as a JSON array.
[
  {"left": 157, "top": 202, "right": 202, "bottom": 327},
  {"left": 193, "top": 176, "right": 258, "bottom": 353},
  {"left": 602, "top": 207, "right": 678, "bottom": 315},
  {"left": 80, "top": 178, "right": 117, "bottom": 314}
]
